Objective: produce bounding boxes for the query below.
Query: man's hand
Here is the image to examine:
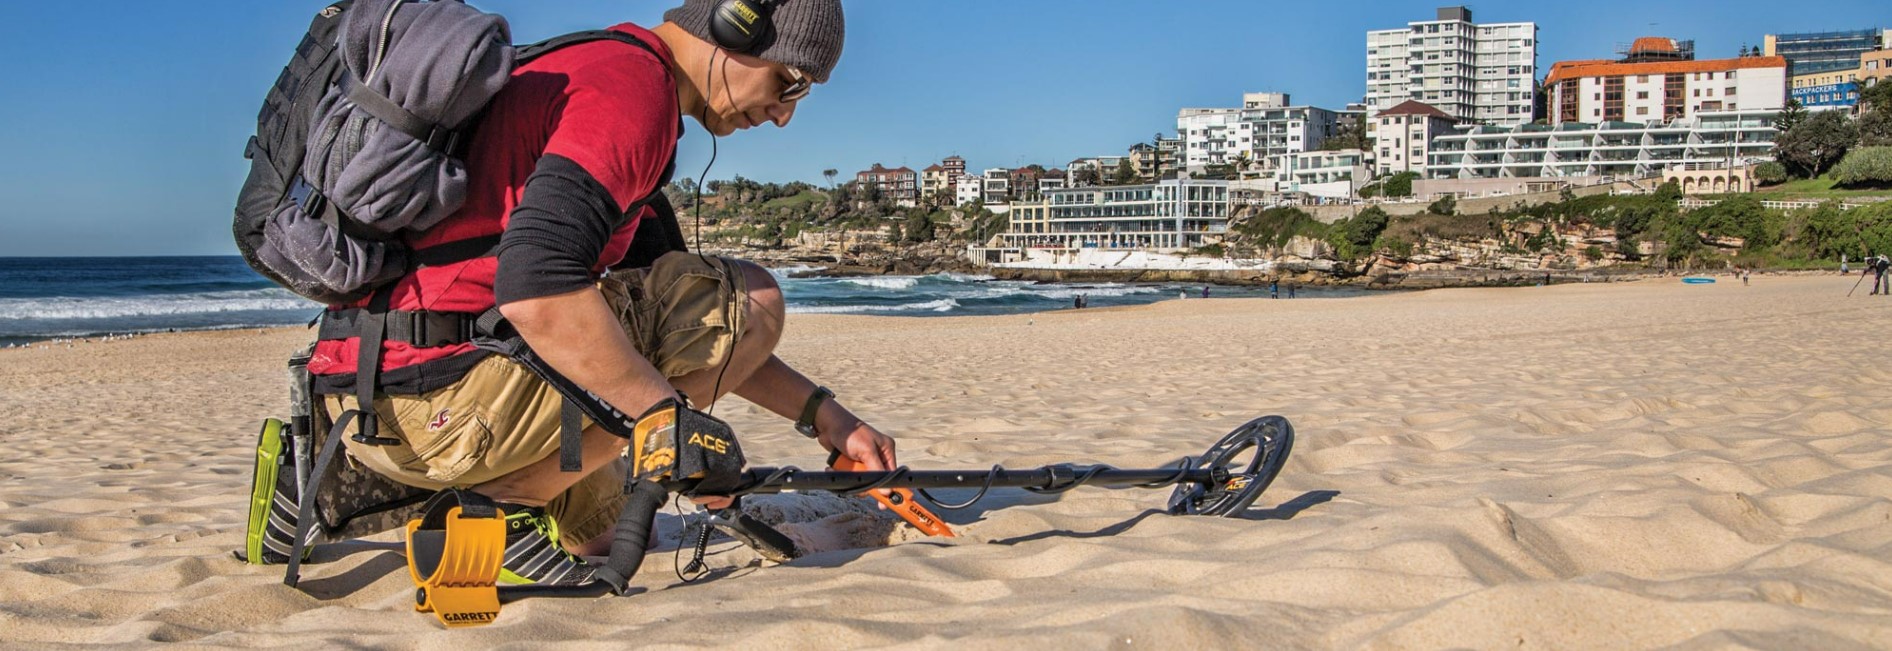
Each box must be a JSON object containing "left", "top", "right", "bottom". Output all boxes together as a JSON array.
[{"left": 822, "top": 420, "right": 898, "bottom": 473}]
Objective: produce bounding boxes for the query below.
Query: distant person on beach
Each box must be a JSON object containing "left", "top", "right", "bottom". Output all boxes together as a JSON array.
[
  {"left": 1871, "top": 254, "right": 1891, "bottom": 296},
  {"left": 281, "top": 1, "right": 896, "bottom": 586},
  {"left": 1270, "top": 280, "right": 1279, "bottom": 299},
  {"left": 1288, "top": 283, "right": 1297, "bottom": 299},
  {"left": 1202, "top": 286, "right": 1210, "bottom": 299}
]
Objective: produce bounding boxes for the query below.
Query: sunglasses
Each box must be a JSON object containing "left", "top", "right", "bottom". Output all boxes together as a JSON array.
[{"left": 779, "top": 66, "right": 811, "bottom": 103}]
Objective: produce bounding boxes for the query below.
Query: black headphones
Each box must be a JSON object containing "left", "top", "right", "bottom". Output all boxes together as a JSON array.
[{"left": 708, "top": 0, "right": 777, "bottom": 55}]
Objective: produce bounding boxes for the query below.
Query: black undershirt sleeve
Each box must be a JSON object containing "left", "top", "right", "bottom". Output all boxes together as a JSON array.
[{"left": 494, "top": 153, "right": 626, "bottom": 306}]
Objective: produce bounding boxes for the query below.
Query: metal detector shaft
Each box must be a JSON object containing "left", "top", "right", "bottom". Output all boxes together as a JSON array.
[{"left": 712, "top": 464, "right": 1229, "bottom": 496}]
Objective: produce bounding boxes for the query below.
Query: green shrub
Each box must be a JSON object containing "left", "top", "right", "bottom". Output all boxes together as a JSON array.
[
  {"left": 1684, "top": 194, "right": 1769, "bottom": 249},
  {"left": 1583, "top": 245, "right": 1604, "bottom": 261},
  {"left": 1327, "top": 206, "right": 1391, "bottom": 259},
  {"left": 1831, "top": 146, "right": 1892, "bottom": 188},
  {"left": 1382, "top": 172, "right": 1420, "bottom": 198},
  {"left": 1752, "top": 161, "right": 1789, "bottom": 186},
  {"left": 1233, "top": 206, "right": 1329, "bottom": 249},
  {"left": 1427, "top": 194, "right": 1457, "bottom": 216}
]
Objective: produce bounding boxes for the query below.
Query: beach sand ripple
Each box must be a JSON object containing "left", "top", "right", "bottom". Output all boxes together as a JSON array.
[{"left": 1, "top": 276, "right": 1889, "bottom": 648}]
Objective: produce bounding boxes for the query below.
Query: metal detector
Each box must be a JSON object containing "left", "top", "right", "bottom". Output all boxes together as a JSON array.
[{"left": 403, "top": 415, "right": 1295, "bottom": 627}]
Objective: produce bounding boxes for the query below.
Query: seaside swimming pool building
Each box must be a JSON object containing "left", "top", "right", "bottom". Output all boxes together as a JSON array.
[{"left": 997, "top": 179, "right": 1230, "bottom": 251}]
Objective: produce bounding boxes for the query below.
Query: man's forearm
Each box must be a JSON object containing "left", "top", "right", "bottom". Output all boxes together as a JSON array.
[
  {"left": 499, "top": 286, "right": 677, "bottom": 419},
  {"left": 736, "top": 355, "right": 861, "bottom": 437}
]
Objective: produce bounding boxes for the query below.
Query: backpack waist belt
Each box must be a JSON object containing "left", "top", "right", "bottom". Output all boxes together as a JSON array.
[{"left": 319, "top": 308, "right": 484, "bottom": 348}]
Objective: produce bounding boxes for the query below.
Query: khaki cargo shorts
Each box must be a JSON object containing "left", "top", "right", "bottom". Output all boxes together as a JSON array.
[{"left": 327, "top": 252, "right": 749, "bottom": 545}]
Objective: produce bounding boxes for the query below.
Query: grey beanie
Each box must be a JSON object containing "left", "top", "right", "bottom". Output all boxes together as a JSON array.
[{"left": 663, "top": 0, "right": 845, "bottom": 83}]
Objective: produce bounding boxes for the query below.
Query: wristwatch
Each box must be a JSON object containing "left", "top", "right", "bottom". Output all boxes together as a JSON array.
[{"left": 795, "top": 386, "right": 833, "bottom": 439}]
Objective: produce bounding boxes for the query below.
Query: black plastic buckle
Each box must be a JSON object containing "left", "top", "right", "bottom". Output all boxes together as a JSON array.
[{"left": 350, "top": 412, "right": 402, "bottom": 446}]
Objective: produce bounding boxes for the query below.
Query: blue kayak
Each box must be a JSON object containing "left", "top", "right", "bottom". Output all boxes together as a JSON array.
[{"left": 1682, "top": 277, "right": 1716, "bottom": 285}]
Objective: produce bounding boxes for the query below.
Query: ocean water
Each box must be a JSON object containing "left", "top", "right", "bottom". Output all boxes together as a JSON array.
[{"left": 0, "top": 257, "right": 1355, "bottom": 346}]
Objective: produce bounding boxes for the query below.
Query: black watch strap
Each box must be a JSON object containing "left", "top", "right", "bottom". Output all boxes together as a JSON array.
[{"left": 795, "top": 386, "right": 833, "bottom": 438}]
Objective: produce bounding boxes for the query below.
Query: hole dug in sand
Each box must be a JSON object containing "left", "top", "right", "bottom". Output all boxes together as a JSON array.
[{"left": 728, "top": 492, "right": 944, "bottom": 559}]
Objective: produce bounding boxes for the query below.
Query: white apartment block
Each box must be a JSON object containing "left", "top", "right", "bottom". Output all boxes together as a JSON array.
[
  {"left": 1366, "top": 6, "right": 1538, "bottom": 126},
  {"left": 1179, "top": 93, "right": 1344, "bottom": 175},
  {"left": 1000, "top": 180, "right": 1231, "bottom": 251},
  {"left": 1546, "top": 54, "right": 1787, "bottom": 124},
  {"left": 1178, "top": 108, "right": 1245, "bottom": 171},
  {"left": 981, "top": 168, "right": 1011, "bottom": 205},
  {"left": 1268, "top": 149, "right": 1370, "bottom": 200},
  {"left": 954, "top": 173, "right": 983, "bottom": 207},
  {"left": 1246, "top": 106, "right": 1344, "bottom": 161},
  {"left": 1427, "top": 109, "right": 1780, "bottom": 180}
]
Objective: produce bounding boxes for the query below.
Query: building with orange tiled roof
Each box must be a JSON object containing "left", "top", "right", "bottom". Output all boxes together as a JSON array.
[
  {"left": 853, "top": 163, "right": 919, "bottom": 206},
  {"left": 1545, "top": 39, "right": 1786, "bottom": 125}
]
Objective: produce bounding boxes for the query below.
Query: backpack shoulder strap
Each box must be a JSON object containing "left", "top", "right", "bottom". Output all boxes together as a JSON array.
[{"left": 515, "top": 30, "right": 661, "bottom": 66}]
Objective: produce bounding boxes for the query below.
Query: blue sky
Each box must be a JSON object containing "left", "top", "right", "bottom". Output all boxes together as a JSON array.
[{"left": 0, "top": 1, "right": 1884, "bottom": 256}]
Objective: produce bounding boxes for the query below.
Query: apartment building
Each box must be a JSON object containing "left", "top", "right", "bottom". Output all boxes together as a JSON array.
[
  {"left": 1178, "top": 93, "right": 1346, "bottom": 175},
  {"left": 1427, "top": 109, "right": 1779, "bottom": 180},
  {"left": 1374, "top": 100, "right": 1460, "bottom": 176},
  {"left": 853, "top": 163, "right": 918, "bottom": 206},
  {"left": 1366, "top": 6, "right": 1538, "bottom": 126},
  {"left": 981, "top": 168, "right": 1011, "bottom": 204},
  {"left": 1177, "top": 108, "right": 1244, "bottom": 171},
  {"left": 1545, "top": 38, "right": 1786, "bottom": 124},
  {"left": 920, "top": 164, "right": 951, "bottom": 205},
  {"left": 955, "top": 173, "right": 984, "bottom": 207},
  {"left": 1863, "top": 49, "right": 1892, "bottom": 89},
  {"left": 1765, "top": 28, "right": 1890, "bottom": 76},
  {"left": 1266, "top": 149, "right": 1370, "bottom": 201}
]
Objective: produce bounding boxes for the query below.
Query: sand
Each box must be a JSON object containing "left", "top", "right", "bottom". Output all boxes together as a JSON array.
[{"left": 2, "top": 275, "right": 1890, "bottom": 649}]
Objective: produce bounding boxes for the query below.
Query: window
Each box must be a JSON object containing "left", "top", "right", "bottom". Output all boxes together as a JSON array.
[
  {"left": 1637, "top": 91, "right": 1649, "bottom": 100},
  {"left": 1637, "top": 75, "right": 1650, "bottom": 83},
  {"left": 1636, "top": 106, "right": 1649, "bottom": 116},
  {"left": 1693, "top": 89, "right": 1700, "bottom": 97}
]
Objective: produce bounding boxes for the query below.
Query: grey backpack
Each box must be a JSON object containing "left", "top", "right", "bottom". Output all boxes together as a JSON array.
[{"left": 233, "top": 0, "right": 677, "bottom": 305}]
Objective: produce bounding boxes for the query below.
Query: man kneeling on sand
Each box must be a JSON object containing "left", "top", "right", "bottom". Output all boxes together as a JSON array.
[{"left": 254, "top": 0, "right": 896, "bottom": 586}]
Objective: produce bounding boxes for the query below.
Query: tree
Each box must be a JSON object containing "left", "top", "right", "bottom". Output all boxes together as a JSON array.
[
  {"left": 1774, "top": 110, "right": 1857, "bottom": 178},
  {"left": 1150, "top": 133, "right": 1166, "bottom": 181},
  {"left": 822, "top": 168, "right": 838, "bottom": 189},
  {"left": 1775, "top": 99, "right": 1808, "bottom": 134},
  {"left": 1322, "top": 111, "right": 1372, "bottom": 151},
  {"left": 1073, "top": 167, "right": 1101, "bottom": 187},
  {"left": 1831, "top": 146, "right": 1892, "bottom": 187},
  {"left": 1232, "top": 151, "right": 1254, "bottom": 179},
  {"left": 1382, "top": 171, "right": 1419, "bottom": 198},
  {"left": 1859, "top": 108, "right": 1892, "bottom": 147},
  {"left": 1112, "top": 158, "right": 1137, "bottom": 185},
  {"left": 1860, "top": 81, "right": 1892, "bottom": 113}
]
